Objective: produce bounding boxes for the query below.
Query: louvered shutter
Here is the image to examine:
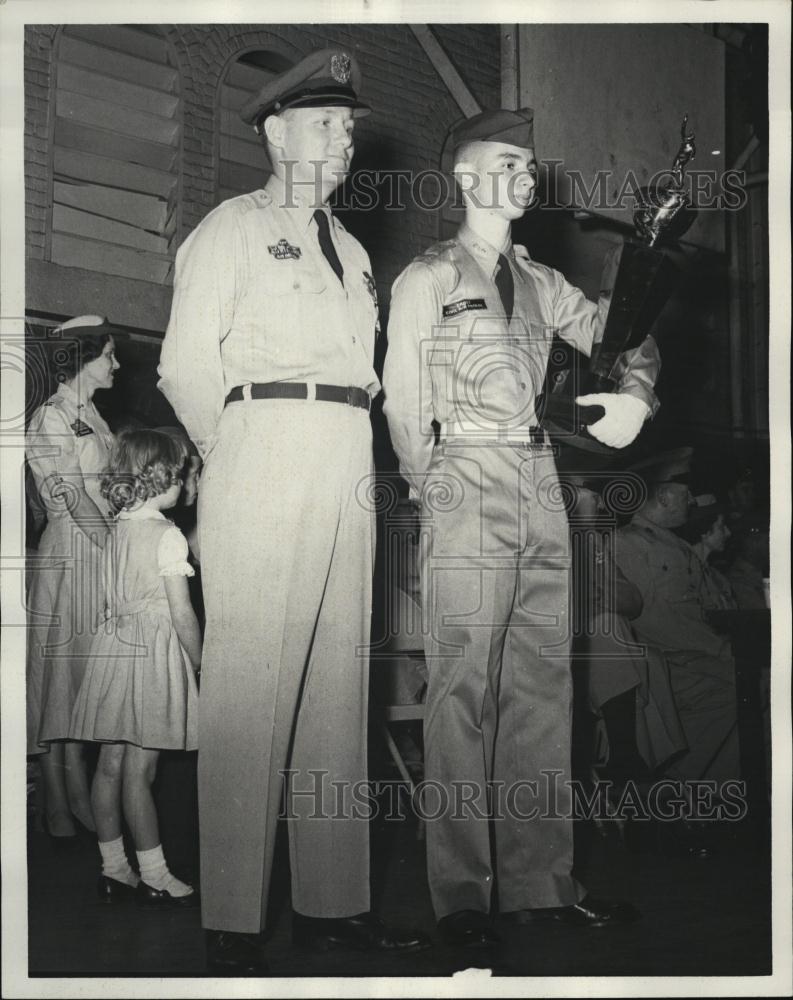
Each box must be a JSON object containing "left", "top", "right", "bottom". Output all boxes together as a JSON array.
[{"left": 51, "top": 25, "right": 180, "bottom": 285}]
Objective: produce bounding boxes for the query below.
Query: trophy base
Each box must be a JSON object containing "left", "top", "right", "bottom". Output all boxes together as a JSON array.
[{"left": 539, "top": 373, "right": 617, "bottom": 455}]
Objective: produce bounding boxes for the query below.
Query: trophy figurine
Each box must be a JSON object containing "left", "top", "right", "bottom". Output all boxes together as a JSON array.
[{"left": 541, "top": 116, "right": 699, "bottom": 451}]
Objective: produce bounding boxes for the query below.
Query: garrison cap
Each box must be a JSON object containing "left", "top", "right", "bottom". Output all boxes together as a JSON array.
[
  {"left": 55, "top": 314, "right": 117, "bottom": 338},
  {"left": 239, "top": 48, "right": 371, "bottom": 134},
  {"left": 451, "top": 108, "right": 535, "bottom": 157}
]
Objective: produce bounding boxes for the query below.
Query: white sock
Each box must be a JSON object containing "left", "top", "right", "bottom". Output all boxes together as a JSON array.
[
  {"left": 98, "top": 836, "right": 139, "bottom": 887},
  {"left": 136, "top": 844, "right": 194, "bottom": 897}
]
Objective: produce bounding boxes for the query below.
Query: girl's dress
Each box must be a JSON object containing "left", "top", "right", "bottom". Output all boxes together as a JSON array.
[
  {"left": 26, "top": 383, "right": 114, "bottom": 753},
  {"left": 70, "top": 507, "right": 199, "bottom": 750}
]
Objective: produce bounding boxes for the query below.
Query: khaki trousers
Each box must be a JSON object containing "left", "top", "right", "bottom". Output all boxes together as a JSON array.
[
  {"left": 197, "top": 400, "right": 373, "bottom": 933},
  {"left": 420, "top": 441, "right": 585, "bottom": 919}
]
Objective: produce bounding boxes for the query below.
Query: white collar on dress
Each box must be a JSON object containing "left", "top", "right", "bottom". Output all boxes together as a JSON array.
[{"left": 117, "top": 505, "right": 167, "bottom": 521}]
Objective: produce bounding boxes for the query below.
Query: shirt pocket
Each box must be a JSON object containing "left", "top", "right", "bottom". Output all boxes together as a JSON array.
[{"left": 266, "top": 264, "right": 327, "bottom": 297}]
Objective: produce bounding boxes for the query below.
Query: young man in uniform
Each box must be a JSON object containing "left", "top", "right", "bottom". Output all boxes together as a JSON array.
[
  {"left": 158, "top": 49, "right": 428, "bottom": 974},
  {"left": 383, "top": 108, "right": 659, "bottom": 948}
]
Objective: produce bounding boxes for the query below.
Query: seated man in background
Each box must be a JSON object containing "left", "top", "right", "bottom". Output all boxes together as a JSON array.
[
  {"left": 615, "top": 451, "right": 741, "bottom": 812},
  {"left": 565, "top": 472, "right": 687, "bottom": 792}
]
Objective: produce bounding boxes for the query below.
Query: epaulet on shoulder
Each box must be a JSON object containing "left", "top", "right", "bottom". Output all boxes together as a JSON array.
[
  {"left": 207, "top": 190, "right": 271, "bottom": 222},
  {"left": 513, "top": 244, "right": 553, "bottom": 277},
  {"left": 229, "top": 189, "right": 271, "bottom": 215},
  {"left": 413, "top": 240, "right": 457, "bottom": 266}
]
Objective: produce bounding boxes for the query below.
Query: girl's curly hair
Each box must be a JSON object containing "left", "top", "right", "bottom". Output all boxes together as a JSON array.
[{"left": 102, "top": 429, "right": 188, "bottom": 514}]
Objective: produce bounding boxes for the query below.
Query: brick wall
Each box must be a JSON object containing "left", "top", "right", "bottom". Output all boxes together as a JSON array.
[{"left": 24, "top": 22, "right": 501, "bottom": 326}]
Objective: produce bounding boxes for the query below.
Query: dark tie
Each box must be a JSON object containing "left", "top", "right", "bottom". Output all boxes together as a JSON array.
[
  {"left": 495, "top": 253, "right": 514, "bottom": 323},
  {"left": 313, "top": 209, "right": 344, "bottom": 286}
]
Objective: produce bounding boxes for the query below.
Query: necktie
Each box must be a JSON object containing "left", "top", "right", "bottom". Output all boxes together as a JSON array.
[
  {"left": 495, "top": 253, "right": 514, "bottom": 323},
  {"left": 313, "top": 209, "right": 344, "bottom": 286}
]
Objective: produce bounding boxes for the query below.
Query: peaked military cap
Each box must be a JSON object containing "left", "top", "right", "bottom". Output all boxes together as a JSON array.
[
  {"left": 239, "top": 47, "right": 371, "bottom": 133},
  {"left": 628, "top": 446, "right": 693, "bottom": 487},
  {"left": 450, "top": 108, "right": 535, "bottom": 156}
]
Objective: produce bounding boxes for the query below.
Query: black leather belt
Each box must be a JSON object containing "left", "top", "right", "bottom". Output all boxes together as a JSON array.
[{"left": 225, "top": 382, "right": 370, "bottom": 411}]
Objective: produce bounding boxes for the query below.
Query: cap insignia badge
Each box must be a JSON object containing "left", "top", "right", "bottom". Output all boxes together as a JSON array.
[
  {"left": 268, "top": 238, "right": 302, "bottom": 261},
  {"left": 331, "top": 53, "right": 352, "bottom": 84}
]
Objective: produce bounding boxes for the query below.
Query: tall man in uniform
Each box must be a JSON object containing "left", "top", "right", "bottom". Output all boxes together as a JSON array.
[
  {"left": 383, "top": 109, "right": 660, "bottom": 947},
  {"left": 158, "top": 49, "right": 428, "bottom": 974}
]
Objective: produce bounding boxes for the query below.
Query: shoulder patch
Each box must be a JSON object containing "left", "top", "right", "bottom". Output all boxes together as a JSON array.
[{"left": 70, "top": 418, "right": 95, "bottom": 437}]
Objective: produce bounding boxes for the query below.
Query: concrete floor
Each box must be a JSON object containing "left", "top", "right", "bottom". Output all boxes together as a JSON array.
[{"left": 25, "top": 750, "right": 772, "bottom": 981}]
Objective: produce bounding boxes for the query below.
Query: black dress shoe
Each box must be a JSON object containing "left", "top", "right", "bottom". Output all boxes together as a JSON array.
[
  {"left": 135, "top": 880, "right": 199, "bottom": 908},
  {"left": 97, "top": 875, "right": 138, "bottom": 903},
  {"left": 437, "top": 910, "right": 500, "bottom": 948},
  {"left": 292, "top": 911, "right": 431, "bottom": 953},
  {"left": 206, "top": 930, "right": 269, "bottom": 976},
  {"left": 521, "top": 895, "right": 641, "bottom": 928}
]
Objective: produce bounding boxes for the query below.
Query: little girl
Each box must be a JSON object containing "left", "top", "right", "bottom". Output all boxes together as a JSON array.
[{"left": 70, "top": 429, "right": 201, "bottom": 906}]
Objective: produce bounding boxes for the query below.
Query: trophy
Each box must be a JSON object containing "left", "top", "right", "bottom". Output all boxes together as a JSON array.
[{"left": 540, "top": 116, "right": 698, "bottom": 452}]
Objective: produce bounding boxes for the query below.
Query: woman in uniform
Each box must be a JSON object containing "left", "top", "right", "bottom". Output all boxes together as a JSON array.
[{"left": 26, "top": 315, "right": 120, "bottom": 843}]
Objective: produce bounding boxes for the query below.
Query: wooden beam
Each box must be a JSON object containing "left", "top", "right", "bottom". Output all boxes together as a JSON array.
[
  {"left": 408, "top": 25, "right": 481, "bottom": 118},
  {"left": 501, "top": 25, "right": 519, "bottom": 110}
]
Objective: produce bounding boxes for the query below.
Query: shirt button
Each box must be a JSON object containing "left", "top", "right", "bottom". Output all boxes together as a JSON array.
[
  {"left": 352, "top": 337, "right": 357, "bottom": 344},
  {"left": 520, "top": 381, "right": 527, "bottom": 389},
  {"left": 293, "top": 281, "right": 300, "bottom": 289}
]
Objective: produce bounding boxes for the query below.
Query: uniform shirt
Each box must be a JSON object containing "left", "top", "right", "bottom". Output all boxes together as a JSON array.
[
  {"left": 26, "top": 382, "right": 115, "bottom": 521},
  {"left": 158, "top": 175, "right": 380, "bottom": 458},
  {"left": 615, "top": 513, "right": 729, "bottom": 662},
  {"left": 382, "top": 224, "right": 660, "bottom": 490}
]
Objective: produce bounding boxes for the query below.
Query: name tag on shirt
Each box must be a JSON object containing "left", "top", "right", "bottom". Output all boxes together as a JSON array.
[
  {"left": 70, "top": 418, "right": 95, "bottom": 437},
  {"left": 443, "top": 298, "right": 487, "bottom": 318}
]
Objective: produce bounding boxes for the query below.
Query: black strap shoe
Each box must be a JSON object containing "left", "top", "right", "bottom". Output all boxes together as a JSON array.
[
  {"left": 292, "top": 911, "right": 431, "bottom": 953},
  {"left": 517, "top": 895, "right": 641, "bottom": 928},
  {"left": 206, "top": 930, "right": 269, "bottom": 976},
  {"left": 135, "top": 880, "right": 199, "bottom": 908},
  {"left": 437, "top": 910, "right": 500, "bottom": 948},
  {"left": 97, "top": 875, "right": 138, "bottom": 904}
]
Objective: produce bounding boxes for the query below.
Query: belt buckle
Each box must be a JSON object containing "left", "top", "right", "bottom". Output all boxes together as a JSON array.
[{"left": 346, "top": 386, "right": 354, "bottom": 407}]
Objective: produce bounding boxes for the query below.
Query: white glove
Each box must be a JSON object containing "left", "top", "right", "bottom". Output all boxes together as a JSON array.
[{"left": 575, "top": 392, "right": 650, "bottom": 449}]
